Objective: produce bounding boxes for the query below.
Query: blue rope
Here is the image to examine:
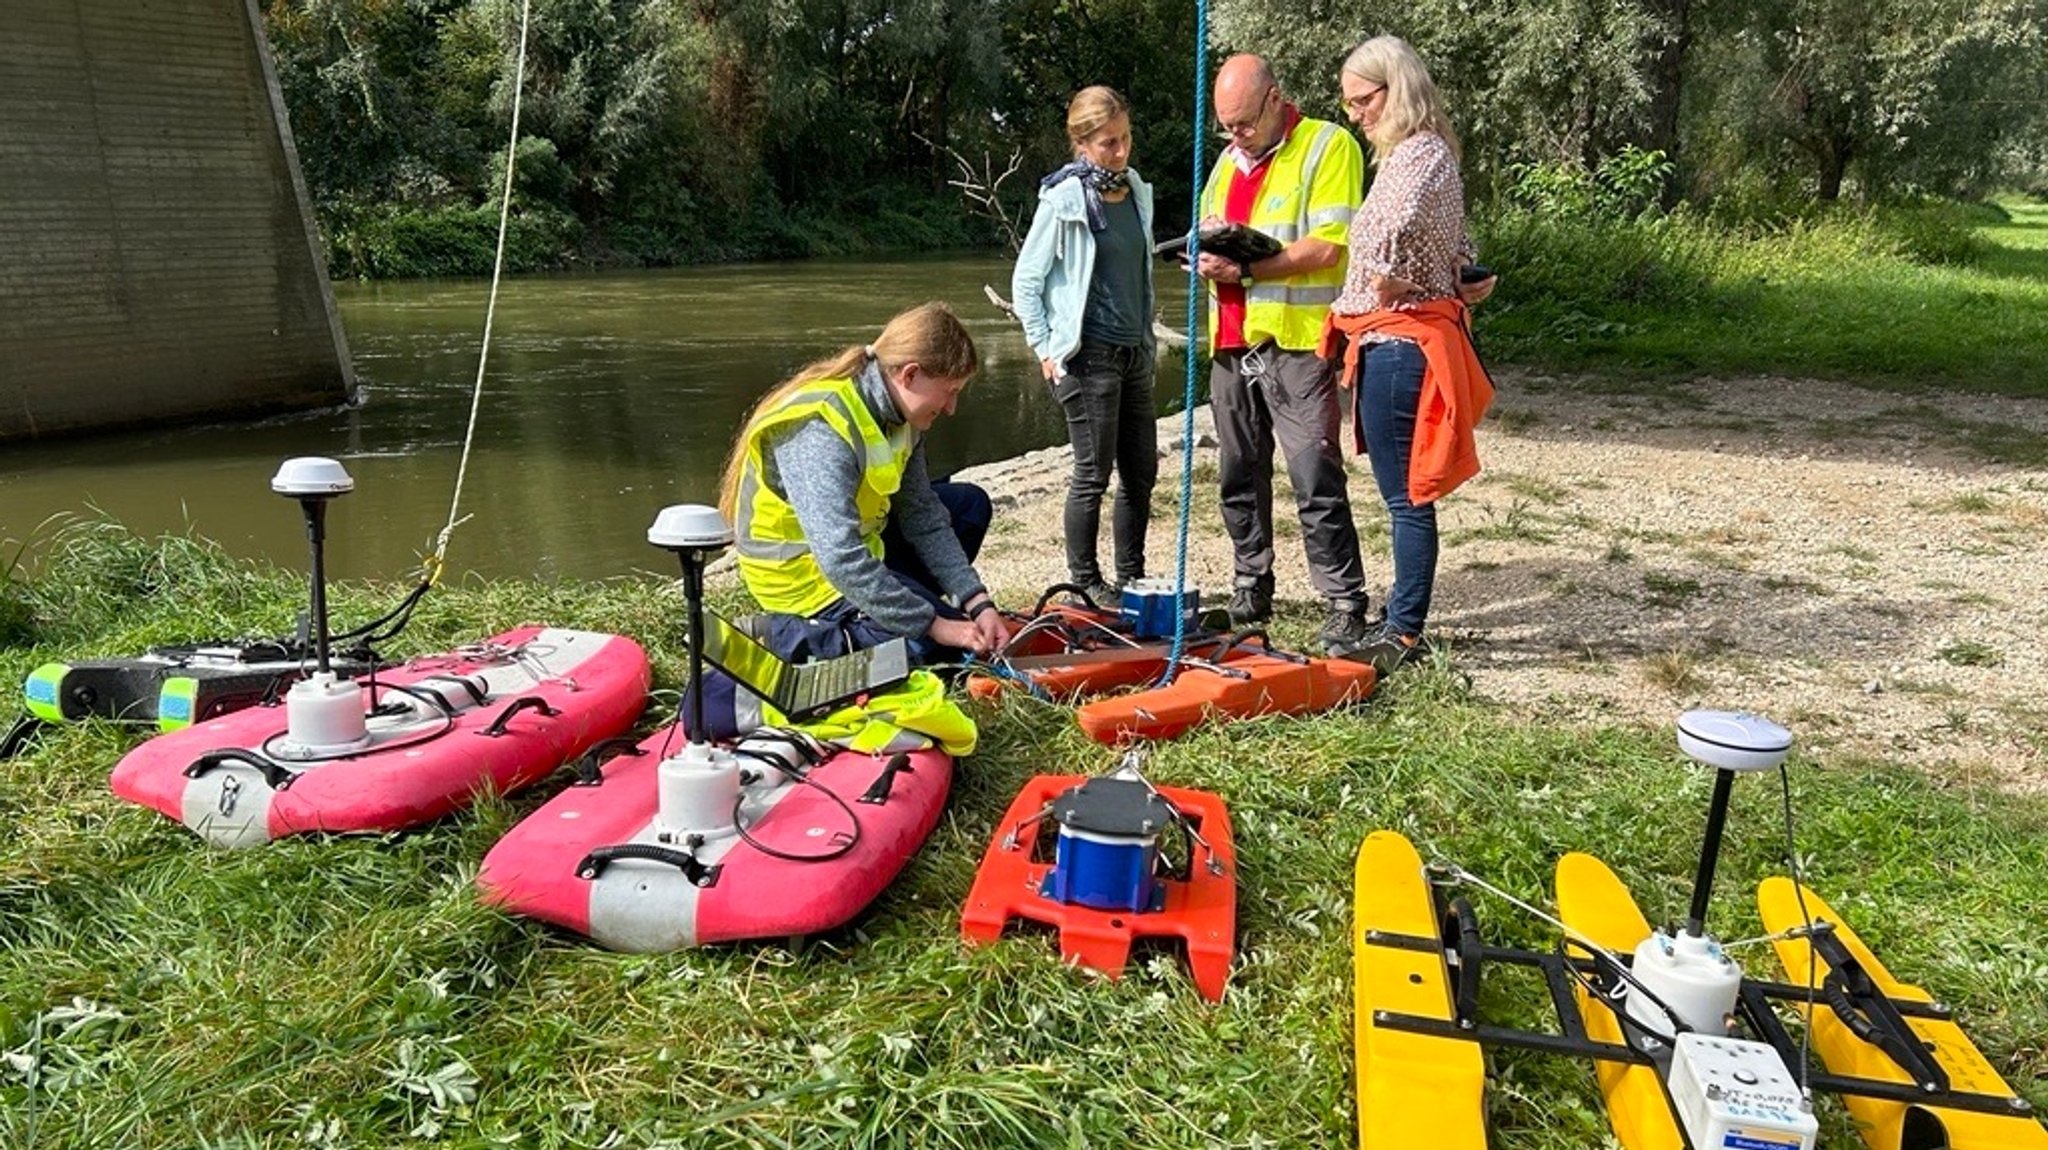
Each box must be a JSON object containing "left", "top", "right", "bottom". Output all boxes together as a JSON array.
[{"left": 1158, "top": 0, "right": 1210, "bottom": 687}]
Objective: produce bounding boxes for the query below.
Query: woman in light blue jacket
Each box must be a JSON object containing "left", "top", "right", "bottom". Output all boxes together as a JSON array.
[{"left": 1012, "top": 86, "right": 1158, "bottom": 606}]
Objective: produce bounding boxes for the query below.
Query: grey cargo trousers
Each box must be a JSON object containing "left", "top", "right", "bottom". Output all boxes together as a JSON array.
[{"left": 1210, "top": 343, "right": 1367, "bottom": 603}]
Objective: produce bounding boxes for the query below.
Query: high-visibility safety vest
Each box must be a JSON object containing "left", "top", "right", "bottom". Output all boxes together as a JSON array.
[
  {"left": 1201, "top": 116, "right": 1363, "bottom": 353},
  {"left": 734, "top": 375, "right": 913, "bottom": 617},
  {"left": 793, "top": 669, "right": 979, "bottom": 757}
]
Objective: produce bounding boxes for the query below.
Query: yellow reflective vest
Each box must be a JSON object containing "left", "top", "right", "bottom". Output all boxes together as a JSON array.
[
  {"left": 1200, "top": 115, "right": 1363, "bottom": 353},
  {"left": 733, "top": 376, "right": 913, "bottom": 617},
  {"left": 791, "top": 669, "right": 979, "bottom": 756}
]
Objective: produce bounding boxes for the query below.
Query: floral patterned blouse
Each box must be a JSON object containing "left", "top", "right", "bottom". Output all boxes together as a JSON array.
[{"left": 1329, "top": 131, "right": 1474, "bottom": 316}]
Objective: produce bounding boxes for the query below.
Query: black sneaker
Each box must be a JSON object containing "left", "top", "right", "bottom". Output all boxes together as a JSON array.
[
  {"left": 1317, "top": 602, "right": 1373, "bottom": 654},
  {"left": 1227, "top": 577, "right": 1273, "bottom": 626},
  {"left": 1337, "top": 624, "right": 1429, "bottom": 676},
  {"left": 1066, "top": 580, "right": 1121, "bottom": 611}
]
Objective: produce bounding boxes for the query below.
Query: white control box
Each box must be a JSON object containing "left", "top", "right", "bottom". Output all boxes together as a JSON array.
[{"left": 1667, "top": 1032, "right": 1817, "bottom": 1150}]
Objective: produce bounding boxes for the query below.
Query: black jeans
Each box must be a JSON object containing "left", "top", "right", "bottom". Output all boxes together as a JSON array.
[{"left": 1054, "top": 342, "right": 1157, "bottom": 586}]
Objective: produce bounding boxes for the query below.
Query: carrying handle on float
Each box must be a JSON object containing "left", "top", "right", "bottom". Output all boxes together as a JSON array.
[
  {"left": 1032, "top": 582, "right": 1104, "bottom": 615},
  {"left": 1170, "top": 630, "right": 1268, "bottom": 680},
  {"left": 185, "top": 748, "right": 302, "bottom": 792},
  {"left": 857, "top": 753, "right": 913, "bottom": 805},
  {"left": 570, "top": 736, "right": 648, "bottom": 785},
  {"left": 1442, "top": 897, "right": 1485, "bottom": 1026},
  {"left": 396, "top": 674, "right": 488, "bottom": 717},
  {"left": 576, "top": 843, "right": 720, "bottom": 887},
  {"left": 1818, "top": 962, "right": 1951, "bottom": 1091},
  {"left": 1217, "top": 628, "right": 1307, "bottom": 663},
  {"left": 477, "top": 695, "right": 561, "bottom": 737}
]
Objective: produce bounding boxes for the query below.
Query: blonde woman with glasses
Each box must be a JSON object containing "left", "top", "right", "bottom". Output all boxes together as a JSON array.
[{"left": 1320, "top": 36, "right": 1497, "bottom": 674}]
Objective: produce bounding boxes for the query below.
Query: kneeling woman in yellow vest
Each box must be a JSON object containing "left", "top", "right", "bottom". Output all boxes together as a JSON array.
[{"left": 716, "top": 301, "right": 1011, "bottom": 668}]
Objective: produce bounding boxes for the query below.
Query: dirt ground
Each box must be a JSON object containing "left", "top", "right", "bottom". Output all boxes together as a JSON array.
[{"left": 959, "top": 370, "right": 2048, "bottom": 791}]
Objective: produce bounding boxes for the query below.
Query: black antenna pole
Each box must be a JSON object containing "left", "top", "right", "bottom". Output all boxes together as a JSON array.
[
  {"left": 1686, "top": 767, "right": 1738, "bottom": 937},
  {"left": 680, "top": 549, "right": 707, "bottom": 741},
  {"left": 301, "top": 496, "right": 334, "bottom": 676}
]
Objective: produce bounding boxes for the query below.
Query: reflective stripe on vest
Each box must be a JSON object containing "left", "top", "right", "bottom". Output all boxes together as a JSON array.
[
  {"left": 791, "top": 669, "right": 979, "bottom": 757},
  {"left": 1204, "top": 118, "right": 1354, "bottom": 352},
  {"left": 734, "top": 377, "right": 912, "bottom": 616}
]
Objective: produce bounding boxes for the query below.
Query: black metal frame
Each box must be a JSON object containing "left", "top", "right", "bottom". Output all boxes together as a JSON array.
[{"left": 1363, "top": 906, "right": 2036, "bottom": 1123}]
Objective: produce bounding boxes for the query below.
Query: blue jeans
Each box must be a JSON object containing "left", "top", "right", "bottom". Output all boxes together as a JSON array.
[
  {"left": 1353, "top": 339, "right": 1436, "bottom": 636},
  {"left": 1055, "top": 342, "right": 1157, "bottom": 586}
]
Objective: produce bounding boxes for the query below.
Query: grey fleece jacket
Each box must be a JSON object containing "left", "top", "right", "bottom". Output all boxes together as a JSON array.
[{"left": 758, "top": 360, "right": 986, "bottom": 636}]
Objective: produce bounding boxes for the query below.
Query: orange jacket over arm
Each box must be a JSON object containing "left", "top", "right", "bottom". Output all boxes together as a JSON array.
[{"left": 1320, "top": 299, "right": 1494, "bottom": 506}]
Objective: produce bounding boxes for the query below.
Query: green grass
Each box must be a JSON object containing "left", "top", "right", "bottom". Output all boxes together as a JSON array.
[
  {"left": 2, "top": 524, "right": 2045, "bottom": 1147},
  {"left": 1475, "top": 199, "right": 2048, "bottom": 396}
]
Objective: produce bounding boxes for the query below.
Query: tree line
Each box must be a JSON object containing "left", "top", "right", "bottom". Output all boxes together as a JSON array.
[{"left": 261, "top": 0, "right": 2048, "bottom": 278}]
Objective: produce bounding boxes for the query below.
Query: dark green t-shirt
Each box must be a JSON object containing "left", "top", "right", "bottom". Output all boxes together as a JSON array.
[{"left": 1081, "top": 193, "right": 1146, "bottom": 349}]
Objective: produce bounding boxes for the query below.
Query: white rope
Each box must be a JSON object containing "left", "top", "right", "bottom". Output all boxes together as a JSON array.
[
  {"left": 428, "top": 0, "right": 532, "bottom": 583},
  {"left": 1428, "top": 860, "right": 1632, "bottom": 970}
]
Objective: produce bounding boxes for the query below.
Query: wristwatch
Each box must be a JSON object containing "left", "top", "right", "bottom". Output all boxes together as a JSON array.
[{"left": 1236, "top": 259, "right": 1254, "bottom": 283}]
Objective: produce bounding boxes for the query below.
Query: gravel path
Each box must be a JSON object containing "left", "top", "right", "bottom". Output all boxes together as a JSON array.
[{"left": 958, "top": 371, "right": 2048, "bottom": 790}]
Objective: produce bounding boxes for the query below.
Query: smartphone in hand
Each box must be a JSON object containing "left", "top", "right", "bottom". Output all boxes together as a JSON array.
[{"left": 1458, "top": 264, "right": 1495, "bottom": 285}]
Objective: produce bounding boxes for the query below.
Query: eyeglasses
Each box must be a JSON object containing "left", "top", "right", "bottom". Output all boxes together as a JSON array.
[
  {"left": 1342, "top": 84, "right": 1387, "bottom": 113},
  {"left": 1218, "top": 86, "right": 1277, "bottom": 139}
]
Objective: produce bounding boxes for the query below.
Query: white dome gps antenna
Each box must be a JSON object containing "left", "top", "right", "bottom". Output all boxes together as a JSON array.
[
  {"left": 271, "top": 457, "right": 370, "bottom": 753},
  {"left": 647, "top": 504, "right": 734, "bottom": 744},
  {"left": 646, "top": 505, "right": 744, "bottom": 839},
  {"left": 1623, "top": 709, "right": 1794, "bottom": 1041}
]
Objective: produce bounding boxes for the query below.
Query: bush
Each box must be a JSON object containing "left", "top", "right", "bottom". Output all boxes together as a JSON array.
[
  {"left": 1507, "top": 146, "right": 1673, "bottom": 220},
  {"left": 1873, "top": 201, "right": 1990, "bottom": 265},
  {"left": 327, "top": 204, "right": 583, "bottom": 279},
  {"left": 1475, "top": 207, "right": 1719, "bottom": 311}
]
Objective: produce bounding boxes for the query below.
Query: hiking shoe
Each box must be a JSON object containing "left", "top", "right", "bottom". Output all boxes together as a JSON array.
[
  {"left": 1317, "top": 602, "right": 1374, "bottom": 654},
  {"left": 1336, "top": 624, "right": 1430, "bottom": 677},
  {"left": 1065, "top": 580, "right": 1122, "bottom": 611},
  {"left": 1226, "top": 577, "right": 1274, "bottom": 626}
]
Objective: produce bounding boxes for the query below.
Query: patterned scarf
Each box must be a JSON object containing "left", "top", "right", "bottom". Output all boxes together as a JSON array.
[{"left": 1041, "top": 161, "right": 1131, "bottom": 233}]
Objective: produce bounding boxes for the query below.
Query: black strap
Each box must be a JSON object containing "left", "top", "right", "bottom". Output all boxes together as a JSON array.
[
  {"left": 184, "top": 748, "right": 301, "bottom": 792},
  {"left": 1442, "top": 897, "right": 1484, "bottom": 1026},
  {"left": 576, "top": 843, "right": 720, "bottom": 887},
  {"left": 1, "top": 715, "right": 47, "bottom": 760},
  {"left": 571, "top": 736, "right": 648, "bottom": 785},
  {"left": 478, "top": 695, "right": 561, "bottom": 737},
  {"left": 857, "top": 753, "right": 913, "bottom": 805},
  {"left": 412, "top": 675, "right": 488, "bottom": 714},
  {"left": 1033, "top": 582, "right": 1099, "bottom": 614}
]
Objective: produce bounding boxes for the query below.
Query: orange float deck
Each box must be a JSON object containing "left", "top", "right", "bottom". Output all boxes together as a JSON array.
[
  {"left": 959, "top": 773, "right": 1236, "bottom": 1001},
  {"left": 1074, "top": 654, "right": 1377, "bottom": 744}
]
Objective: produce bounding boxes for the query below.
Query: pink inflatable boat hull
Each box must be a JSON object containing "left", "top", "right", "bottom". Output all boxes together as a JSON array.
[
  {"left": 476, "top": 728, "right": 952, "bottom": 949},
  {"left": 110, "top": 626, "right": 650, "bottom": 847}
]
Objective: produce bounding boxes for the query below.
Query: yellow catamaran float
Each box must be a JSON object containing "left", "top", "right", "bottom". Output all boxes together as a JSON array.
[{"left": 1354, "top": 710, "right": 2045, "bottom": 1150}]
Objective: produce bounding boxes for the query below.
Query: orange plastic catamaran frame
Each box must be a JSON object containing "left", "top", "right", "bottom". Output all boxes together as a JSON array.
[
  {"left": 1074, "top": 638, "right": 1377, "bottom": 744},
  {"left": 960, "top": 772, "right": 1237, "bottom": 1002},
  {"left": 966, "top": 585, "right": 1227, "bottom": 702}
]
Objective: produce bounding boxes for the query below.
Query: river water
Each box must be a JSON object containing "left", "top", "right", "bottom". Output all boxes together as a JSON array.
[{"left": 1, "top": 255, "right": 1194, "bottom": 581}]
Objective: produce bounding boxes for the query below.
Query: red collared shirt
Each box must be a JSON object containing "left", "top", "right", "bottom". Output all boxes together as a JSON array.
[{"left": 1214, "top": 104, "right": 1304, "bottom": 350}]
